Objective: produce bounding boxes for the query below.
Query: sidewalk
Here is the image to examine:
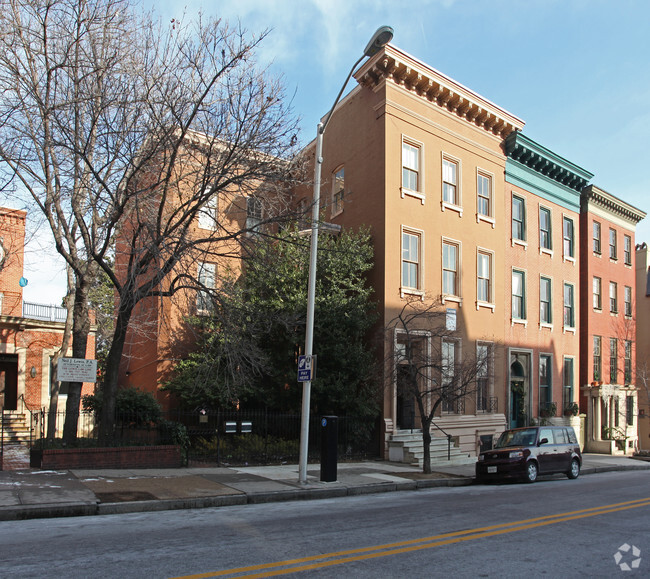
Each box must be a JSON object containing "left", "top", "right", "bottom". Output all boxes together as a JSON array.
[{"left": 1, "top": 454, "right": 649, "bottom": 521}]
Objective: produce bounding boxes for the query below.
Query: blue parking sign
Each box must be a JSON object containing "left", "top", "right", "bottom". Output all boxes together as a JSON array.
[{"left": 297, "top": 354, "right": 314, "bottom": 382}]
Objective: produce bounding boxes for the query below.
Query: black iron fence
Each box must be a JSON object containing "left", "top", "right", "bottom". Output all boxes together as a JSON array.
[{"left": 29, "top": 408, "right": 380, "bottom": 466}]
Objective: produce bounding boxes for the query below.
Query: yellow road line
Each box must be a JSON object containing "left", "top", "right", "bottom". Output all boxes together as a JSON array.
[{"left": 173, "top": 497, "right": 650, "bottom": 579}]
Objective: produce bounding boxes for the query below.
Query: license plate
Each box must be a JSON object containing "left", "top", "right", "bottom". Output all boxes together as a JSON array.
[{"left": 487, "top": 466, "right": 497, "bottom": 473}]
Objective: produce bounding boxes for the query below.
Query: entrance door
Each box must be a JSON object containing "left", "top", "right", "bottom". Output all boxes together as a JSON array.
[
  {"left": 510, "top": 381, "right": 524, "bottom": 429},
  {"left": 396, "top": 365, "right": 417, "bottom": 430},
  {"left": 0, "top": 355, "right": 19, "bottom": 411}
]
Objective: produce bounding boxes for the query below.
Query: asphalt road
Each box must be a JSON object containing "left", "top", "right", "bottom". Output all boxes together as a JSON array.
[{"left": 1, "top": 470, "right": 648, "bottom": 578}]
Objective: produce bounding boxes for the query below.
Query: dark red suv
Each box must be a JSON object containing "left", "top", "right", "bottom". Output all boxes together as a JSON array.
[{"left": 476, "top": 426, "right": 582, "bottom": 483}]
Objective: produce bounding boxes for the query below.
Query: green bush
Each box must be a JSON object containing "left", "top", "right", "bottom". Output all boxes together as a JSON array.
[
  {"left": 82, "top": 387, "right": 162, "bottom": 425},
  {"left": 194, "top": 434, "right": 299, "bottom": 464}
]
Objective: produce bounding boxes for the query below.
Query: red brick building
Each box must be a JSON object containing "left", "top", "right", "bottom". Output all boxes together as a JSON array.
[
  {"left": 580, "top": 186, "right": 645, "bottom": 453},
  {"left": 0, "top": 207, "right": 95, "bottom": 439}
]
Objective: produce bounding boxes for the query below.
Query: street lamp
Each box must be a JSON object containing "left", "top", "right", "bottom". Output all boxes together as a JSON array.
[{"left": 298, "top": 26, "right": 394, "bottom": 485}]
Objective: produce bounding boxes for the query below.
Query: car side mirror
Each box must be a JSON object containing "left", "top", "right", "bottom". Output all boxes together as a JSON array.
[{"left": 538, "top": 437, "right": 549, "bottom": 446}]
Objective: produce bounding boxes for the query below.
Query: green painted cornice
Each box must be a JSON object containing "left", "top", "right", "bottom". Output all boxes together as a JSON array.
[
  {"left": 506, "top": 159, "right": 581, "bottom": 211},
  {"left": 505, "top": 132, "right": 593, "bottom": 192}
]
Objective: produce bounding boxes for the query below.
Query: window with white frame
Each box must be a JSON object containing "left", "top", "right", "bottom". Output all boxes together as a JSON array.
[
  {"left": 625, "top": 340, "right": 633, "bottom": 383},
  {"left": 610, "top": 281, "right": 618, "bottom": 313},
  {"left": 593, "top": 277, "right": 602, "bottom": 310},
  {"left": 402, "top": 229, "right": 422, "bottom": 292},
  {"left": 625, "top": 394, "right": 634, "bottom": 421},
  {"left": 539, "top": 354, "right": 552, "bottom": 411},
  {"left": 512, "top": 195, "right": 526, "bottom": 242},
  {"left": 563, "top": 217, "right": 574, "bottom": 259},
  {"left": 512, "top": 270, "right": 526, "bottom": 320},
  {"left": 593, "top": 336, "right": 602, "bottom": 381},
  {"left": 442, "top": 157, "right": 459, "bottom": 205},
  {"left": 198, "top": 195, "right": 218, "bottom": 230},
  {"left": 442, "top": 339, "right": 458, "bottom": 413},
  {"left": 246, "top": 197, "right": 263, "bottom": 236},
  {"left": 624, "top": 285, "right": 632, "bottom": 317},
  {"left": 402, "top": 140, "right": 421, "bottom": 194},
  {"left": 563, "top": 283, "right": 575, "bottom": 328},
  {"left": 476, "top": 342, "right": 492, "bottom": 412},
  {"left": 609, "top": 228, "right": 617, "bottom": 260},
  {"left": 477, "top": 171, "right": 492, "bottom": 219},
  {"left": 610, "top": 338, "right": 618, "bottom": 383},
  {"left": 477, "top": 250, "right": 493, "bottom": 304},
  {"left": 197, "top": 262, "right": 216, "bottom": 312},
  {"left": 624, "top": 235, "right": 632, "bottom": 265},
  {"left": 593, "top": 221, "right": 601, "bottom": 254},
  {"left": 540, "top": 276, "right": 552, "bottom": 325},
  {"left": 563, "top": 358, "right": 574, "bottom": 412},
  {"left": 442, "top": 240, "right": 459, "bottom": 297},
  {"left": 539, "top": 207, "right": 552, "bottom": 250},
  {"left": 332, "top": 166, "right": 344, "bottom": 216}
]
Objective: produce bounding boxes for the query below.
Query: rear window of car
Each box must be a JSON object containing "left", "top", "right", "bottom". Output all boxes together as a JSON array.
[
  {"left": 566, "top": 428, "right": 578, "bottom": 444},
  {"left": 555, "top": 428, "right": 568, "bottom": 444}
]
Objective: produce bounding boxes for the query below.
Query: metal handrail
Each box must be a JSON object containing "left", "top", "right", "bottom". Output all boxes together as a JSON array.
[
  {"left": 17, "top": 394, "right": 37, "bottom": 413},
  {"left": 430, "top": 421, "right": 454, "bottom": 460}
]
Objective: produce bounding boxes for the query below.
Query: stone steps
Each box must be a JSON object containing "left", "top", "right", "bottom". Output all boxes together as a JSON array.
[
  {"left": 1, "top": 412, "right": 34, "bottom": 443},
  {"left": 389, "top": 430, "right": 475, "bottom": 467}
]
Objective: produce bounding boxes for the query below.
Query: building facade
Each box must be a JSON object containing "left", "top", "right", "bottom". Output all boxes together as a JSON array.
[
  {"left": 635, "top": 243, "right": 650, "bottom": 450},
  {"left": 579, "top": 186, "right": 645, "bottom": 453},
  {"left": 298, "top": 44, "right": 646, "bottom": 459},
  {"left": 503, "top": 132, "right": 591, "bottom": 437},
  {"left": 114, "top": 43, "right": 647, "bottom": 461},
  {"left": 0, "top": 207, "right": 95, "bottom": 436}
]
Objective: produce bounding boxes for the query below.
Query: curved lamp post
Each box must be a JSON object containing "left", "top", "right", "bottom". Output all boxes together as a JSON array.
[{"left": 299, "top": 26, "right": 394, "bottom": 485}]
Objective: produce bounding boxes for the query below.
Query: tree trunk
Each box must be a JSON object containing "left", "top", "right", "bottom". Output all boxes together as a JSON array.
[
  {"left": 47, "top": 272, "right": 75, "bottom": 441},
  {"left": 62, "top": 278, "right": 91, "bottom": 444},
  {"left": 422, "top": 421, "right": 432, "bottom": 474},
  {"left": 98, "top": 295, "right": 135, "bottom": 445}
]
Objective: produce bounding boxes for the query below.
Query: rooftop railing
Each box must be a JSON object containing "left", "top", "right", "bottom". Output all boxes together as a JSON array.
[{"left": 22, "top": 301, "right": 67, "bottom": 323}]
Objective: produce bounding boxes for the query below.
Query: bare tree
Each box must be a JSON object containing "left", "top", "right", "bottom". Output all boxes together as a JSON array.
[
  {"left": 0, "top": 0, "right": 301, "bottom": 442},
  {"left": 386, "top": 297, "right": 491, "bottom": 473}
]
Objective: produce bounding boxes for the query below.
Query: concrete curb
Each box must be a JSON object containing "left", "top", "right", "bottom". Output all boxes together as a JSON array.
[
  {"left": 0, "top": 501, "right": 98, "bottom": 521},
  {"left": 1, "top": 461, "right": 647, "bottom": 521},
  {"left": 98, "top": 494, "right": 247, "bottom": 516}
]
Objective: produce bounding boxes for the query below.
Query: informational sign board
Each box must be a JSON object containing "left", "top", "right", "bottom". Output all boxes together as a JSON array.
[
  {"left": 57, "top": 358, "right": 97, "bottom": 383},
  {"left": 297, "top": 354, "right": 316, "bottom": 382}
]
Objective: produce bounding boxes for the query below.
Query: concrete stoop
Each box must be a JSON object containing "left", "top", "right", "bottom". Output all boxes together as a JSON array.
[
  {"left": 389, "top": 430, "right": 475, "bottom": 468},
  {"left": 1, "top": 412, "right": 32, "bottom": 444}
]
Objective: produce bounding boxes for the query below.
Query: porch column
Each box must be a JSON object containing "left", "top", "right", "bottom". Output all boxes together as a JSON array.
[{"left": 593, "top": 393, "right": 602, "bottom": 441}]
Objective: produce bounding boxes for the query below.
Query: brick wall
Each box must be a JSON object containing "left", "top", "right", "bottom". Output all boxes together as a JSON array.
[{"left": 37, "top": 445, "right": 182, "bottom": 469}]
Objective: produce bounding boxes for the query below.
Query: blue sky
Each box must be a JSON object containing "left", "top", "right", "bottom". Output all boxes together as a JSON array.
[{"left": 20, "top": 0, "right": 650, "bottom": 302}]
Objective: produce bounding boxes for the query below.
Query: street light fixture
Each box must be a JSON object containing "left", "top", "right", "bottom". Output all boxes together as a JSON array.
[{"left": 298, "top": 26, "right": 394, "bottom": 485}]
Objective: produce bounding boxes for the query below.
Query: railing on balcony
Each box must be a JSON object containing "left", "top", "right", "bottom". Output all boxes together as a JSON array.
[{"left": 22, "top": 301, "right": 67, "bottom": 323}]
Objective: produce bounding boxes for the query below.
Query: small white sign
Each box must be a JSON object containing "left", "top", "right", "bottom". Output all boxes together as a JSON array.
[
  {"left": 57, "top": 358, "right": 97, "bottom": 383},
  {"left": 446, "top": 308, "right": 457, "bottom": 331}
]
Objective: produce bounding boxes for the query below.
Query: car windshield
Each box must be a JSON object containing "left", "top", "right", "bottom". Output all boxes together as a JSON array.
[{"left": 495, "top": 428, "right": 537, "bottom": 448}]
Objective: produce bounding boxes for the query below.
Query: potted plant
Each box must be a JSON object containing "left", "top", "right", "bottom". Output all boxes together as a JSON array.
[
  {"left": 540, "top": 401, "right": 557, "bottom": 418},
  {"left": 564, "top": 402, "right": 579, "bottom": 417}
]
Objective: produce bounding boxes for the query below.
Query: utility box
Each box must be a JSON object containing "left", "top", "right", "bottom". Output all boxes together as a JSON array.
[{"left": 320, "top": 415, "right": 338, "bottom": 482}]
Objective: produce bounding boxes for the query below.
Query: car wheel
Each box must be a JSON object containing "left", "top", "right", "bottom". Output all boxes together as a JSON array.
[
  {"left": 525, "top": 461, "right": 538, "bottom": 483},
  {"left": 567, "top": 458, "right": 580, "bottom": 480}
]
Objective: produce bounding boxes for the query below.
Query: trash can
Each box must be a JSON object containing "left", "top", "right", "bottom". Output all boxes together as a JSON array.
[{"left": 320, "top": 415, "right": 338, "bottom": 482}]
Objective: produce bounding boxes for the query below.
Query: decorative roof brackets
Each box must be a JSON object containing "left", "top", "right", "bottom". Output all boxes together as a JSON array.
[
  {"left": 355, "top": 45, "right": 525, "bottom": 139},
  {"left": 505, "top": 132, "right": 593, "bottom": 192},
  {"left": 582, "top": 185, "right": 646, "bottom": 224}
]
